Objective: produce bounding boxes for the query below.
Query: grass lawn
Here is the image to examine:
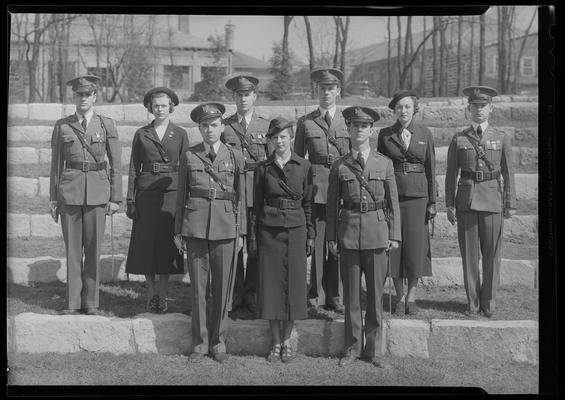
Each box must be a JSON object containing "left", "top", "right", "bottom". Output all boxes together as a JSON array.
[{"left": 6, "top": 351, "right": 538, "bottom": 393}]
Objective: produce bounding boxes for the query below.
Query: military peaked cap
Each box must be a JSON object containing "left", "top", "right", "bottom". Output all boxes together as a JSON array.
[
  {"left": 266, "top": 117, "right": 295, "bottom": 138},
  {"left": 143, "top": 87, "right": 179, "bottom": 108},
  {"left": 225, "top": 75, "right": 259, "bottom": 92},
  {"left": 463, "top": 86, "right": 499, "bottom": 104},
  {"left": 66, "top": 75, "right": 100, "bottom": 93},
  {"left": 342, "top": 106, "right": 380, "bottom": 123},
  {"left": 310, "top": 67, "right": 343, "bottom": 85},
  {"left": 388, "top": 89, "right": 419, "bottom": 110},
  {"left": 190, "top": 102, "right": 226, "bottom": 123}
]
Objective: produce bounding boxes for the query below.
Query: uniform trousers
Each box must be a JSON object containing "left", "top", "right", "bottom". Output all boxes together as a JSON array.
[
  {"left": 341, "top": 248, "right": 387, "bottom": 359},
  {"left": 309, "top": 204, "right": 341, "bottom": 306},
  {"left": 187, "top": 237, "right": 237, "bottom": 355},
  {"left": 456, "top": 210, "right": 503, "bottom": 312},
  {"left": 233, "top": 207, "right": 257, "bottom": 306},
  {"left": 60, "top": 204, "right": 106, "bottom": 310}
]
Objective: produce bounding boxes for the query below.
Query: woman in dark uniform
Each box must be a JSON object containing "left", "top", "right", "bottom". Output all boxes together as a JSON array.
[
  {"left": 125, "top": 87, "right": 189, "bottom": 313},
  {"left": 250, "top": 117, "right": 314, "bottom": 363},
  {"left": 376, "top": 90, "right": 437, "bottom": 315}
]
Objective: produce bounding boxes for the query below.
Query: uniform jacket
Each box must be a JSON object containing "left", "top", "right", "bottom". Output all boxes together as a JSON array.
[
  {"left": 221, "top": 112, "right": 272, "bottom": 207},
  {"left": 252, "top": 151, "right": 315, "bottom": 240},
  {"left": 377, "top": 119, "right": 436, "bottom": 202},
  {"left": 326, "top": 150, "right": 401, "bottom": 250},
  {"left": 49, "top": 112, "right": 122, "bottom": 205},
  {"left": 126, "top": 121, "right": 189, "bottom": 203},
  {"left": 175, "top": 141, "right": 247, "bottom": 240},
  {"left": 294, "top": 108, "right": 350, "bottom": 204},
  {"left": 445, "top": 125, "right": 516, "bottom": 213}
]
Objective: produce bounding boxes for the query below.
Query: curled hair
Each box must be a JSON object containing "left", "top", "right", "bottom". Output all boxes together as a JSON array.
[
  {"left": 410, "top": 96, "right": 420, "bottom": 114},
  {"left": 146, "top": 92, "right": 174, "bottom": 114}
]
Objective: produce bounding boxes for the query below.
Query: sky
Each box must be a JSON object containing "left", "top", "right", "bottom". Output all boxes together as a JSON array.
[{"left": 188, "top": 7, "right": 538, "bottom": 65}]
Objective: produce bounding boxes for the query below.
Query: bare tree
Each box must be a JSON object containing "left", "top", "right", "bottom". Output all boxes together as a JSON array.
[
  {"left": 396, "top": 16, "right": 402, "bottom": 91},
  {"left": 432, "top": 16, "right": 439, "bottom": 96},
  {"left": 479, "top": 13, "right": 486, "bottom": 85},
  {"left": 303, "top": 16, "right": 315, "bottom": 98},
  {"left": 337, "top": 16, "right": 350, "bottom": 79},
  {"left": 456, "top": 16, "right": 463, "bottom": 94},
  {"left": 497, "top": 6, "right": 511, "bottom": 93},
  {"left": 505, "top": 6, "right": 516, "bottom": 91},
  {"left": 438, "top": 17, "right": 446, "bottom": 96},
  {"left": 333, "top": 17, "right": 340, "bottom": 68},
  {"left": 387, "top": 16, "right": 392, "bottom": 96},
  {"left": 469, "top": 15, "right": 475, "bottom": 85},
  {"left": 419, "top": 16, "right": 426, "bottom": 94},
  {"left": 512, "top": 8, "right": 537, "bottom": 92},
  {"left": 283, "top": 16, "right": 293, "bottom": 60}
]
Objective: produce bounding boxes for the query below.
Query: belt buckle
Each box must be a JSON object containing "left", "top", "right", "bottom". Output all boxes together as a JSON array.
[
  {"left": 208, "top": 188, "right": 217, "bottom": 200},
  {"left": 82, "top": 162, "right": 89, "bottom": 172},
  {"left": 152, "top": 163, "right": 160, "bottom": 173},
  {"left": 403, "top": 163, "right": 409, "bottom": 174},
  {"left": 359, "top": 200, "right": 368, "bottom": 213},
  {"left": 327, "top": 153, "right": 334, "bottom": 165},
  {"left": 475, "top": 171, "right": 483, "bottom": 182},
  {"left": 279, "top": 199, "right": 288, "bottom": 209}
]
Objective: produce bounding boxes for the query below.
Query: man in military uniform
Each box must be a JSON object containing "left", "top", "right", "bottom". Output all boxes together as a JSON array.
[
  {"left": 294, "top": 67, "right": 349, "bottom": 313},
  {"left": 221, "top": 75, "right": 272, "bottom": 313},
  {"left": 49, "top": 75, "right": 122, "bottom": 315},
  {"left": 327, "top": 106, "right": 400, "bottom": 368},
  {"left": 445, "top": 86, "right": 516, "bottom": 318},
  {"left": 174, "top": 103, "right": 246, "bottom": 363}
]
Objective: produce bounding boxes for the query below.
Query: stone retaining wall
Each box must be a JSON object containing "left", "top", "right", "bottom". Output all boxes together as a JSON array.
[{"left": 7, "top": 312, "right": 538, "bottom": 364}]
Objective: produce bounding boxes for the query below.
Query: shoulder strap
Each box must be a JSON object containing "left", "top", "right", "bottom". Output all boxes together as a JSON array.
[
  {"left": 342, "top": 159, "right": 379, "bottom": 203},
  {"left": 327, "top": 134, "right": 346, "bottom": 156},
  {"left": 266, "top": 164, "right": 302, "bottom": 200},
  {"left": 189, "top": 150, "right": 228, "bottom": 192},
  {"left": 68, "top": 123, "right": 102, "bottom": 163},
  {"left": 464, "top": 131, "right": 495, "bottom": 171},
  {"left": 230, "top": 124, "right": 259, "bottom": 161}
]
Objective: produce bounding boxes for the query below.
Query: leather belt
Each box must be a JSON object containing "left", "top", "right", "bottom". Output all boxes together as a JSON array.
[
  {"left": 244, "top": 161, "right": 261, "bottom": 171},
  {"left": 394, "top": 162, "right": 425, "bottom": 173},
  {"left": 66, "top": 160, "right": 106, "bottom": 172},
  {"left": 460, "top": 169, "right": 500, "bottom": 182},
  {"left": 265, "top": 198, "right": 301, "bottom": 209},
  {"left": 140, "top": 163, "right": 178, "bottom": 173},
  {"left": 342, "top": 199, "right": 387, "bottom": 213},
  {"left": 310, "top": 154, "right": 338, "bottom": 166},
  {"left": 190, "top": 187, "right": 236, "bottom": 201}
]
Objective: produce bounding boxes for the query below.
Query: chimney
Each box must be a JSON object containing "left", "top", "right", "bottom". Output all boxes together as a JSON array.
[
  {"left": 225, "top": 21, "right": 235, "bottom": 51},
  {"left": 178, "top": 15, "right": 190, "bottom": 34}
]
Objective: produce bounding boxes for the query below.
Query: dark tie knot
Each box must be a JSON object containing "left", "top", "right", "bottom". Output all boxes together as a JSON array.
[
  {"left": 325, "top": 111, "right": 332, "bottom": 127},
  {"left": 81, "top": 117, "right": 87, "bottom": 130},
  {"left": 476, "top": 125, "right": 483, "bottom": 136},
  {"left": 356, "top": 152, "right": 365, "bottom": 168},
  {"left": 208, "top": 147, "right": 217, "bottom": 162},
  {"left": 241, "top": 118, "right": 247, "bottom": 132}
]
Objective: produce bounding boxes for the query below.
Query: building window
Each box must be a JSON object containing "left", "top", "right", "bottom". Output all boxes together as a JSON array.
[
  {"left": 520, "top": 57, "right": 535, "bottom": 77},
  {"left": 164, "top": 65, "right": 190, "bottom": 89}
]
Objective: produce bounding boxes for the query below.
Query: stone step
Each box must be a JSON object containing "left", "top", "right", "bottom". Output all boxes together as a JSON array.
[
  {"left": 6, "top": 211, "right": 538, "bottom": 240},
  {"left": 5, "top": 145, "right": 539, "bottom": 171},
  {"left": 6, "top": 312, "right": 538, "bottom": 364},
  {"left": 8, "top": 102, "right": 538, "bottom": 126},
  {"left": 4, "top": 173, "right": 540, "bottom": 202},
  {"left": 7, "top": 255, "right": 538, "bottom": 288},
  {"left": 6, "top": 124, "right": 538, "bottom": 146}
]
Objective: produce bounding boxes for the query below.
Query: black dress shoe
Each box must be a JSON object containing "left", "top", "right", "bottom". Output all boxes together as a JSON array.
[
  {"left": 464, "top": 309, "right": 480, "bottom": 317},
  {"left": 370, "top": 357, "right": 392, "bottom": 369},
  {"left": 338, "top": 353, "right": 358, "bottom": 367},
  {"left": 393, "top": 301, "right": 405, "bottom": 315},
  {"left": 83, "top": 308, "right": 103, "bottom": 316},
  {"left": 482, "top": 308, "right": 496, "bottom": 318},
  {"left": 405, "top": 301, "right": 418, "bottom": 315},
  {"left": 213, "top": 352, "right": 229, "bottom": 363},
  {"left": 188, "top": 352, "right": 206, "bottom": 363},
  {"left": 60, "top": 309, "right": 81, "bottom": 315}
]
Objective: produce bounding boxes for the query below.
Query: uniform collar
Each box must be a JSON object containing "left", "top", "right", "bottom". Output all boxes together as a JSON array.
[
  {"left": 318, "top": 104, "right": 337, "bottom": 119},
  {"left": 237, "top": 110, "right": 254, "bottom": 126},
  {"left": 351, "top": 146, "right": 371, "bottom": 161},
  {"left": 471, "top": 121, "right": 489, "bottom": 133},
  {"left": 76, "top": 109, "right": 94, "bottom": 125}
]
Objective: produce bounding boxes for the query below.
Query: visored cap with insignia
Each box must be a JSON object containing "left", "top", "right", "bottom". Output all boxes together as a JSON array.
[
  {"left": 66, "top": 75, "right": 100, "bottom": 93},
  {"left": 310, "top": 67, "right": 343, "bottom": 85},
  {"left": 266, "top": 117, "right": 295, "bottom": 138},
  {"left": 342, "top": 106, "right": 380, "bottom": 123},
  {"left": 225, "top": 75, "right": 259, "bottom": 92},
  {"left": 143, "top": 87, "right": 179, "bottom": 108},
  {"left": 463, "top": 86, "right": 498, "bottom": 104},
  {"left": 388, "top": 89, "right": 419, "bottom": 110},
  {"left": 190, "top": 102, "right": 226, "bottom": 123}
]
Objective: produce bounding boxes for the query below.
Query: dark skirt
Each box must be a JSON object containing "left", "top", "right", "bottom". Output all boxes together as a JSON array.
[
  {"left": 257, "top": 224, "right": 308, "bottom": 321},
  {"left": 390, "top": 196, "right": 432, "bottom": 279},
  {"left": 125, "top": 189, "right": 184, "bottom": 275}
]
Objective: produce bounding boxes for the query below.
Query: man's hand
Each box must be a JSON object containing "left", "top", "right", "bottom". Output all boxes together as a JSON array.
[
  {"left": 503, "top": 208, "right": 516, "bottom": 219},
  {"left": 49, "top": 201, "right": 59, "bottom": 223},
  {"left": 447, "top": 206, "right": 457, "bottom": 225},
  {"left": 425, "top": 203, "right": 437, "bottom": 223},
  {"left": 126, "top": 203, "right": 137, "bottom": 220},
  {"left": 306, "top": 239, "right": 314, "bottom": 257},
  {"left": 328, "top": 240, "right": 339, "bottom": 257},
  {"left": 238, "top": 236, "right": 244, "bottom": 252},
  {"left": 106, "top": 201, "right": 120, "bottom": 216},
  {"left": 387, "top": 240, "right": 400, "bottom": 251},
  {"left": 173, "top": 234, "right": 187, "bottom": 254}
]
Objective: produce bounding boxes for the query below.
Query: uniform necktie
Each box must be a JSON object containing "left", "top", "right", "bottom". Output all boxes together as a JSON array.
[
  {"left": 208, "top": 146, "right": 216, "bottom": 163},
  {"left": 325, "top": 111, "right": 332, "bottom": 127},
  {"left": 241, "top": 118, "right": 247, "bottom": 133},
  {"left": 81, "top": 116, "right": 87, "bottom": 131},
  {"left": 356, "top": 151, "right": 365, "bottom": 169},
  {"left": 476, "top": 125, "right": 483, "bottom": 139}
]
